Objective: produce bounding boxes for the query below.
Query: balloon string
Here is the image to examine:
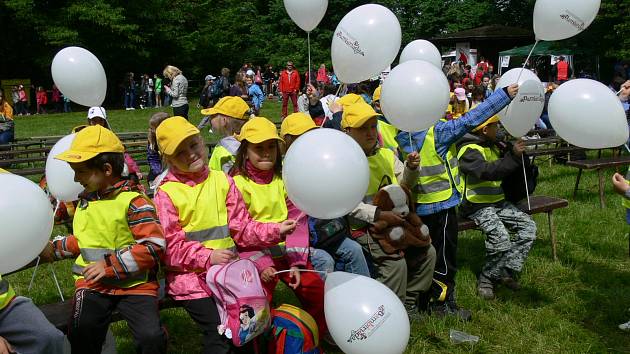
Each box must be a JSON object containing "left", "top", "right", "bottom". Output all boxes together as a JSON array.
[
  {"left": 617, "top": 89, "right": 623, "bottom": 96},
  {"left": 53, "top": 199, "right": 60, "bottom": 216},
  {"left": 522, "top": 154, "right": 531, "bottom": 210},
  {"left": 516, "top": 40, "right": 539, "bottom": 84},
  {"left": 50, "top": 265, "right": 64, "bottom": 302},
  {"left": 28, "top": 256, "right": 41, "bottom": 292},
  {"left": 307, "top": 31, "right": 312, "bottom": 87},
  {"left": 624, "top": 144, "right": 630, "bottom": 154},
  {"left": 408, "top": 131, "right": 415, "bottom": 152},
  {"left": 273, "top": 269, "right": 328, "bottom": 276}
]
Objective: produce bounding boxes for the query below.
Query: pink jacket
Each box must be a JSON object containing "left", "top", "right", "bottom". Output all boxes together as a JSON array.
[
  {"left": 153, "top": 167, "right": 282, "bottom": 300},
  {"left": 235, "top": 171, "right": 310, "bottom": 273}
]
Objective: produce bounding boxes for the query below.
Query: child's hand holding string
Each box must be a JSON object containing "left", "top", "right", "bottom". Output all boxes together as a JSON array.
[
  {"left": 279, "top": 220, "right": 298, "bottom": 238},
  {"left": 406, "top": 152, "right": 420, "bottom": 170},
  {"left": 261, "top": 267, "right": 277, "bottom": 283},
  {"left": 507, "top": 84, "right": 519, "bottom": 99},
  {"left": 288, "top": 266, "right": 301, "bottom": 289},
  {"left": 209, "top": 250, "right": 235, "bottom": 265}
]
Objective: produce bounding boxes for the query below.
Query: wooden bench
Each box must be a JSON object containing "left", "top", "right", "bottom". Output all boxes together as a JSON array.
[
  {"left": 458, "top": 195, "right": 569, "bottom": 261},
  {"left": 567, "top": 156, "right": 630, "bottom": 208}
]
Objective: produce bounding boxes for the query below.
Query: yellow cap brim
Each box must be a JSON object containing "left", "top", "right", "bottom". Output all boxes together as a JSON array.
[
  {"left": 55, "top": 150, "right": 100, "bottom": 163},
  {"left": 282, "top": 126, "right": 316, "bottom": 138},
  {"left": 162, "top": 129, "right": 200, "bottom": 156},
  {"left": 342, "top": 114, "right": 378, "bottom": 129},
  {"left": 239, "top": 133, "right": 284, "bottom": 144},
  {"left": 201, "top": 107, "right": 247, "bottom": 120}
]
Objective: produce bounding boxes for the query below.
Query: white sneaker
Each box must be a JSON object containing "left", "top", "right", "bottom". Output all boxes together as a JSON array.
[{"left": 619, "top": 320, "right": 630, "bottom": 331}]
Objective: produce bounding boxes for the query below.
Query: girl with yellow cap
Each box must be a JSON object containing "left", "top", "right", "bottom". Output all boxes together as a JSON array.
[
  {"left": 230, "top": 117, "right": 328, "bottom": 338},
  {"left": 152, "top": 116, "right": 297, "bottom": 353}
]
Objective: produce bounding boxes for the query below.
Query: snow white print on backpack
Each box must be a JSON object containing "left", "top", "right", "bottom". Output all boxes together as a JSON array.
[{"left": 206, "top": 259, "right": 271, "bottom": 346}]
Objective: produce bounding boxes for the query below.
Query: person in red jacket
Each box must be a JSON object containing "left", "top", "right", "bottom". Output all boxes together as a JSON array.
[
  {"left": 279, "top": 61, "right": 301, "bottom": 119},
  {"left": 35, "top": 86, "right": 47, "bottom": 114},
  {"left": 555, "top": 56, "right": 571, "bottom": 83}
]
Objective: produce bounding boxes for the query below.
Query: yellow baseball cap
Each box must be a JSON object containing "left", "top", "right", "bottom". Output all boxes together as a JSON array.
[
  {"left": 342, "top": 102, "right": 379, "bottom": 129},
  {"left": 336, "top": 93, "right": 363, "bottom": 107},
  {"left": 372, "top": 85, "right": 382, "bottom": 102},
  {"left": 200, "top": 96, "right": 250, "bottom": 119},
  {"left": 0, "top": 168, "right": 8, "bottom": 174},
  {"left": 280, "top": 113, "right": 317, "bottom": 138},
  {"left": 236, "top": 117, "right": 283, "bottom": 143},
  {"left": 156, "top": 116, "right": 200, "bottom": 156},
  {"left": 473, "top": 115, "right": 500, "bottom": 132},
  {"left": 55, "top": 125, "right": 125, "bottom": 163}
]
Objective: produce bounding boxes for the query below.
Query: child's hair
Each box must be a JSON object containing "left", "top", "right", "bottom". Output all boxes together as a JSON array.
[
  {"left": 86, "top": 152, "right": 125, "bottom": 177},
  {"left": 471, "top": 86, "right": 485, "bottom": 101},
  {"left": 148, "top": 112, "right": 170, "bottom": 149},
  {"left": 453, "top": 99, "right": 467, "bottom": 115},
  {"left": 233, "top": 140, "right": 282, "bottom": 178},
  {"left": 163, "top": 65, "right": 182, "bottom": 80}
]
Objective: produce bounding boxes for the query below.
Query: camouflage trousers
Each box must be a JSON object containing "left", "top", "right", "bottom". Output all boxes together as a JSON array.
[{"left": 469, "top": 202, "right": 537, "bottom": 280}]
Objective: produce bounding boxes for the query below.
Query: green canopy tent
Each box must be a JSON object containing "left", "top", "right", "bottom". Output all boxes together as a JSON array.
[{"left": 498, "top": 41, "right": 586, "bottom": 76}]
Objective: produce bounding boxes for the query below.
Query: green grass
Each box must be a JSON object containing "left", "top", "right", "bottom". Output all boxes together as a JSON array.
[{"left": 6, "top": 102, "right": 630, "bottom": 353}]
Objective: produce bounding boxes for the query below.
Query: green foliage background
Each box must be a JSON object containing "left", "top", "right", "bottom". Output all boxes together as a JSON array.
[{"left": 1, "top": 0, "right": 628, "bottom": 97}]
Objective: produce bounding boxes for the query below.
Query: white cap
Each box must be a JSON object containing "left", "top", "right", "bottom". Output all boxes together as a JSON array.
[
  {"left": 87, "top": 106, "right": 107, "bottom": 120},
  {"left": 246, "top": 69, "right": 254, "bottom": 77}
]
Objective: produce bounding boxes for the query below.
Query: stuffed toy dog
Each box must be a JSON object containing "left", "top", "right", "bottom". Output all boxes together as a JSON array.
[{"left": 369, "top": 184, "right": 431, "bottom": 258}]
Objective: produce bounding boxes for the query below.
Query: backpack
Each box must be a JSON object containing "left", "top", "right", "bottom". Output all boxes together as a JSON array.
[
  {"left": 206, "top": 259, "right": 271, "bottom": 347},
  {"left": 308, "top": 217, "right": 349, "bottom": 253},
  {"left": 266, "top": 304, "right": 323, "bottom": 354}
]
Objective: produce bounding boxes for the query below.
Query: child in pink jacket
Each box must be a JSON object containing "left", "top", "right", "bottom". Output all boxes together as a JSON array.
[
  {"left": 152, "top": 116, "right": 296, "bottom": 353},
  {"left": 229, "top": 117, "right": 328, "bottom": 337}
]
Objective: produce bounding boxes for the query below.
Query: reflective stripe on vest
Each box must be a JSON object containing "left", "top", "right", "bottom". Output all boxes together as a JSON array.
[
  {"left": 416, "top": 125, "right": 464, "bottom": 204},
  {"left": 0, "top": 276, "right": 16, "bottom": 310},
  {"left": 73, "top": 191, "right": 149, "bottom": 288},
  {"left": 378, "top": 119, "right": 399, "bottom": 152},
  {"left": 209, "top": 145, "right": 236, "bottom": 173},
  {"left": 623, "top": 176, "right": 630, "bottom": 209},
  {"left": 457, "top": 144, "right": 504, "bottom": 204},
  {"left": 233, "top": 174, "right": 288, "bottom": 255},
  {"left": 159, "top": 171, "right": 236, "bottom": 252},
  {"left": 350, "top": 148, "right": 397, "bottom": 230}
]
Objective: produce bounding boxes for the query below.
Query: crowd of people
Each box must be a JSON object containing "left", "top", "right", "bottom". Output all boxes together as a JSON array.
[{"left": 2, "top": 57, "right": 630, "bottom": 354}]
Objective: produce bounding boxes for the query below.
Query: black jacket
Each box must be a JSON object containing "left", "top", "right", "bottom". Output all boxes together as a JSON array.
[{"left": 456, "top": 133, "right": 522, "bottom": 216}]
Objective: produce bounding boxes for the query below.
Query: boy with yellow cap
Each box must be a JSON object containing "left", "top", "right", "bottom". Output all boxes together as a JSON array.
[
  {"left": 341, "top": 101, "right": 437, "bottom": 316},
  {"left": 39, "top": 125, "right": 167, "bottom": 353},
  {"left": 371, "top": 85, "right": 400, "bottom": 154},
  {"left": 280, "top": 112, "right": 317, "bottom": 150},
  {"left": 200, "top": 96, "right": 251, "bottom": 173},
  {"left": 397, "top": 84, "right": 518, "bottom": 321},
  {"left": 153, "top": 116, "right": 296, "bottom": 353},
  {"left": 457, "top": 116, "right": 535, "bottom": 300}
]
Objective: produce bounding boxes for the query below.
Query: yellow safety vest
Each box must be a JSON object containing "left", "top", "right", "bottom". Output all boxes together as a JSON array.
[
  {"left": 350, "top": 148, "right": 398, "bottom": 230},
  {"left": 457, "top": 143, "right": 504, "bottom": 204},
  {"left": 416, "top": 125, "right": 464, "bottom": 204},
  {"left": 234, "top": 174, "right": 288, "bottom": 257},
  {"left": 72, "top": 191, "right": 149, "bottom": 288},
  {"left": 0, "top": 168, "right": 8, "bottom": 174},
  {"left": 378, "top": 120, "right": 399, "bottom": 153},
  {"left": 0, "top": 275, "right": 16, "bottom": 310},
  {"left": 159, "top": 171, "right": 236, "bottom": 252},
  {"left": 209, "top": 145, "right": 236, "bottom": 173}
]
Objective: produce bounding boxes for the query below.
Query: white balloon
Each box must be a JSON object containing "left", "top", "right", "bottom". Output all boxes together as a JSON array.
[
  {"left": 45, "top": 134, "right": 84, "bottom": 202},
  {"left": 282, "top": 129, "right": 369, "bottom": 219},
  {"left": 283, "top": 0, "right": 328, "bottom": 32},
  {"left": 549, "top": 79, "right": 629, "bottom": 149},
  {"left": 399, "top": 40, "right": 442, "bottom": 69},
  {"left": 496, "top": 68, "right": 540, "bottom": 88},
  {"left": 499, "top": 79, "right": 545, "bottom": 137},
  {"left": 380, "top": 60, "right": 450, "bottom": 132},
  {"left": 533, "top": 0, "right": 601, "bottom": 41},
  {"left": 325, "top": 272, "right": 409, "bottom": 354},
  {"left": 495, "top": 69, "right": 546, "bottom": 137},
  {"left": 0, "top": 174, "right": 54, "bottom": 274},
  {"left": 51, "top": 47, "right": 107, "bottom": 107},
  {"left": 331, "top": 4, "right": 401, "bottom": 84}
]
